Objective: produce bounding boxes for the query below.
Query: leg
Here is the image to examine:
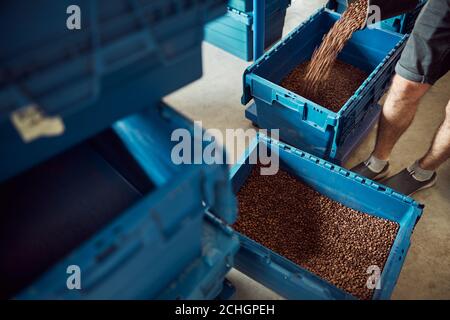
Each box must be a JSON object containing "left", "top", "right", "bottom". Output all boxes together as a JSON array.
[
  {"left": 372, "top": 74, "right": 431, "bottom": 161},
  {"left": 418, "top": 100, "right": 450, "bottom": 171},
  {"left": 382, "top": 100, "right": 450, "bottom": 196},
  {"left": 350, "top": 75, "right": 430, "bottom": 180},
  {"left": 352, "top": 0, "right": 450, "bottom": 183}
]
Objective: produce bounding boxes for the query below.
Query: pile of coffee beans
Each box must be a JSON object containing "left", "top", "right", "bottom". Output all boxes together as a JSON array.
[
  {"left": 234, "top": 165, "right": 399, "bottom": 300},
  {"left": 281, "top": 59, "right": 367, "bottom": 112},
  {"left": 303, "top": 0, "right": 368, "bottom": 97}
]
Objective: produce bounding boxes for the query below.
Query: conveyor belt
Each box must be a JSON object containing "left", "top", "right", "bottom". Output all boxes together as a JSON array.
[{"left": 0, "top": 130, "right": 153, "bottom": 299}]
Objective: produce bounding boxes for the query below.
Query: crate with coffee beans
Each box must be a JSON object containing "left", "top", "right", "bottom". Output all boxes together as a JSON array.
[
  {"left": 242, "top": 8, "right": 408, "bottom": 164},
  {"left": 224, "top": 134, "right": 423, "bottom": 300}
]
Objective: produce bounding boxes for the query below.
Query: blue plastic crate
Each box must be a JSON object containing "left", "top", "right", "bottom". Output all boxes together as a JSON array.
[
  {"left": 0, "top": 0, "right": 227, "bottom": 183},
  {"left": 205, "top": 8, "right": 286, "bottom": 61},
  {"left": 205, "top": 0, "right": 290, "bottom": 61},
  {"left": 242, "top": 9, "right": 407, "bottom": 164},
  {"left": 229, "top": 134, "right": 423, "bottom": 300},
  {"left": 2, "top": 103, "right": 236, "bottom": 300},
  {"left": 327, "top": 0, "right": 427, "bottom": 34},
  {"left": 157, "top": 213, "right": 239, "bottom": 300}
]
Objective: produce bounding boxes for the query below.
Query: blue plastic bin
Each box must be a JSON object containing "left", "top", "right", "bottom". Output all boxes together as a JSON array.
[
  {"left": 242, "top": 9, "right": 407, "bottom": 164},
  {"left": 229, "top": 134, "right": 423, "bottom": 299},
  {"left": 205, "top": 1, "right": 290, "bottom": 61},
  {"left": 1, "top": 104, "right": 236, "bottom": 299},
  {"left": 0, "top": 0, "right": 227, "bottom": 183},
  {"left": 326, "top": 0, "right": 427, "bottom": 34},
  {"left": 158, "top": 212, "right": 239, "bottom": 300}
]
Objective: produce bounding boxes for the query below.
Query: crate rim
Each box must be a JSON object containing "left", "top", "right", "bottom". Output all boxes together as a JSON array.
[{"left": 225, "top": 3, "right": 291, "bottom": 26}]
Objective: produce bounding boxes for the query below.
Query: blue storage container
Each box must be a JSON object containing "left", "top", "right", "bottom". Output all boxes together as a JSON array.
[
  {"left": 205, "top": 0, "right": 290, "bottom": 61},
  {"left": 0, "top": 0, "right": 227, "bottom": 183},
  {"left": 229, "top": 134, "right": 423, "bottom": 299},
  {"left": 205, "top": 8, "right": 287, "bottom": 61},
  {"left": 158, "top": 212, "right": 239, "bottom": 300},
  {"left": 2, "top": 104, "right": 236, "bottom": 299},
  {"left": 326, "top": 0, "right": 427, "bottom": 34},
  {"left": 242, "top": 9, "right": 407, "bottom": 164}
]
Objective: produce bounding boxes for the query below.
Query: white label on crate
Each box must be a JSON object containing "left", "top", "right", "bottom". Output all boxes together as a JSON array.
[{"left": 10, "top": 105, "right": 65, "bottom": 143}]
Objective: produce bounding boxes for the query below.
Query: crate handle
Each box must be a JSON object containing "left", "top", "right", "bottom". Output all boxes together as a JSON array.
[{"left": 274, "top": 92, "right": 306, "bottom": 119}]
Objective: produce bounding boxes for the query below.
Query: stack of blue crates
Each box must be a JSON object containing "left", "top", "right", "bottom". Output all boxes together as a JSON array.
[
  {"left": 0, "top": 0, "right": 240, "bottom": 300},
  {"left": 326, "top": 0, "right": 427, "bottom": 34},
  {"left": 204, "top": 0, "right": 291, "bottom": 61},
  {"left": 227, "top": 134, "right": 423, "bottom": 299},
  {"left": 242, "top": 9, "right": 408, "bottom": 164}
]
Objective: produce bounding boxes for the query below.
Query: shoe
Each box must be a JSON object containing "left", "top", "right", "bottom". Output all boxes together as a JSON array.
[
  {"left": 351, "top": 161, "right": 390, "bottom": 181},
  {"left": 383, "top": 169, "right": 437, "bottom": 196}
]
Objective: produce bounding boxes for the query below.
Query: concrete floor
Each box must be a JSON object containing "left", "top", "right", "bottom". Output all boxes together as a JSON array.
[{"left": 166, "top": 0, "right": 450, "bottom": 299}]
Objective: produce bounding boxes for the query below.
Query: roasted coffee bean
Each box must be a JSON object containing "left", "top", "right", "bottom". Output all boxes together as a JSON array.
[
  {"left": 234, "top": 165, "right": 399, "bottom": 300},
  {"left": 281, "top": 60, "right": 367, "bottom": 112},
  {"left": 301, "top": 0, "right": 368, "bottom": 98}
]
